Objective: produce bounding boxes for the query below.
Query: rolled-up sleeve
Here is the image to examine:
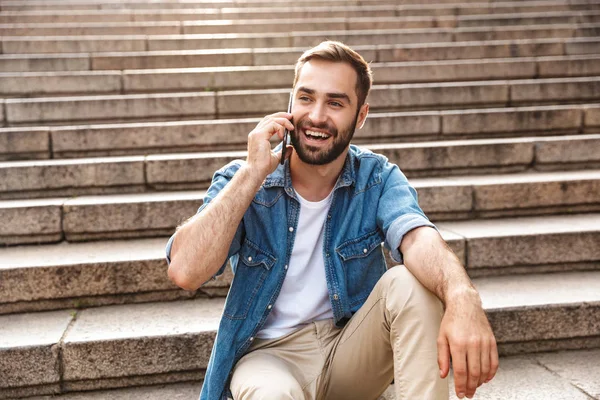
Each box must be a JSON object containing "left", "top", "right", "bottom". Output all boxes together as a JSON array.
[
  {"left": 165, "top": 161, "right": 245, "bottom": 284},
  {"left": 376, "top": 162, "right": 437, "bottom": 264}
]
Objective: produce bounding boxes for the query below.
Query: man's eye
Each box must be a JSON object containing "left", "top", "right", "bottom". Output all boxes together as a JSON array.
[
  {"left": 330, "top": 102, "right": 342, "bottom": 107},
  {"left": 299, "top": 96, "right": 310, "bottom": 102}
]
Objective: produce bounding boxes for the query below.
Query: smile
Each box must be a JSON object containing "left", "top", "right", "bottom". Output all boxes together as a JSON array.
[{"left": 304, "top": 129, "right": 332, "bottom": 141}]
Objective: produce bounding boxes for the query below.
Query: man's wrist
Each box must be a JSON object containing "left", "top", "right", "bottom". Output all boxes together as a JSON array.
[
  {"left": 444, "top": 285, "right": 482, "bottom": 310},
  {"left": 239, "top": 164, "right": 266, "bottom": 191}
]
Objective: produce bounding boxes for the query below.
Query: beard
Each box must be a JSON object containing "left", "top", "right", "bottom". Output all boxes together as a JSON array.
[{"left": 290, "top": 110, "right": 359, "bottom": 166}]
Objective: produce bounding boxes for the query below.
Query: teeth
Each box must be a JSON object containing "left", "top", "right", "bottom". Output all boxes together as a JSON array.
[{"left": 306, "top": 130, "right": 330, "bottom": 138}]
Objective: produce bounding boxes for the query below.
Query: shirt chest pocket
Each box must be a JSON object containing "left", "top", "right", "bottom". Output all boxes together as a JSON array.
[
  {"left": 336, "top": 230, "right": 386, "bottom": 308},
  {"left": 223, "top": 238, "right": 276, "bottom": 320}
]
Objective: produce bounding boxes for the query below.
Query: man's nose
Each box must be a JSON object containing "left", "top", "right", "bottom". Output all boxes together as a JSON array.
[{"left": 309, "top": 103, "right": 328, "bottom": 125}]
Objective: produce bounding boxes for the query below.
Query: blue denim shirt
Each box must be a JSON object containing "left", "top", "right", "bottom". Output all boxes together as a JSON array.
[{"left": 166, "top": 145, "right": 436, "bottom": 400}]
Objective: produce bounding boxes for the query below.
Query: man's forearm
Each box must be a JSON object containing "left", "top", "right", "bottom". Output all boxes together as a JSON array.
[
  {"left": 400, "top": 226, "right": 479, "bottom": 308},
  {"left": 168, "top": 165, "right": 263, "bottom": 290}
]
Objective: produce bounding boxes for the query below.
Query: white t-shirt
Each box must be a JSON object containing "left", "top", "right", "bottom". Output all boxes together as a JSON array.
[{"left": 256, "top": 188, "right": 335, "bottom": 339}]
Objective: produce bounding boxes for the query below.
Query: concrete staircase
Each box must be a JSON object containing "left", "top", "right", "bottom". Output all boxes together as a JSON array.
[{"left": 0, "top": 0, "right": 599, "bottom": 398}]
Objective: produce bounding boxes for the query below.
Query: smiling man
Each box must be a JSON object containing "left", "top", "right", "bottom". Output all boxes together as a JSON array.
[{"left": 166, "top": 41, "right": 498, "bottom": 400}]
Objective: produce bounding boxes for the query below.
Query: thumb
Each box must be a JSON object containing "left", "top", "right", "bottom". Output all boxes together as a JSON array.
[{"left": 437, "top": 335, "right": 450, "bottom": 379}]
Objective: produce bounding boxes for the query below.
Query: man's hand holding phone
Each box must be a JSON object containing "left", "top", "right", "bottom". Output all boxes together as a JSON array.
[{"left": 245, "top": 111, "right": 294, "bottom": 183}]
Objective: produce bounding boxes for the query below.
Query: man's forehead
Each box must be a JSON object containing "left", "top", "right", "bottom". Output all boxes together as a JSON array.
[{"left": 295, "top": 59, "right": 358, "bottom": 101}]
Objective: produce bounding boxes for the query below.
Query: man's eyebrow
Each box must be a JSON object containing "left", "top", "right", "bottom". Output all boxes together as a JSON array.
[{"left": 297, "top": 86, "right": 352, "bottom": 105}]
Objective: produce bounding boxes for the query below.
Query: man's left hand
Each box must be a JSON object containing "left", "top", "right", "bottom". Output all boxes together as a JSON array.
[{"left": 436, "top": 289, "right": 499, "bottom": 399}]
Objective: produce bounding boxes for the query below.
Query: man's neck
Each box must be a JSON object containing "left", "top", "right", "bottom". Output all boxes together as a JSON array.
[{"left": 289, "top": 149, "right": 348, "bottom": 202}]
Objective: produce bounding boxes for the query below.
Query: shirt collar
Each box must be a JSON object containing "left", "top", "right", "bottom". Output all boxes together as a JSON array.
[{"left": 262, "top": 145, "right": 356, "bottom": 191}]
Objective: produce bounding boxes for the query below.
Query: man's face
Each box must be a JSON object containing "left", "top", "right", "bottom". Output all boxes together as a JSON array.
[{"left": 290, "top": 59, "right": 364, "bottom": 165}]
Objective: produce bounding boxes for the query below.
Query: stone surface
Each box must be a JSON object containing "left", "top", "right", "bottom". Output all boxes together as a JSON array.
[
  {"left": 5, "top": 92, "right": 216, "bottom": 124},
  {"left": 454, "top": 24, "right": 575, "bottom": 42},
  {"left": 412, "top": 178, "right": 474, "bottom": 214},
  {"left": 146, "top": 151, "right": 244, "bottom": 189},
  {"left": 373, "top": 58, "right": 536, "bottom": 84},
  {"left": 511, "top": 77, "right": 600, "bottom": 103},
  {"left": 448, "top": 355, "right": 593, "bottom": 400},
  {"left": 439, "top": 214, "right": 600, "bottom": 269},
  {"left": 459, "top": 170, "right": 600, "bottom": 211},
  {"left": 0, "top": 310, "right": 72, "bottom": 388},
  {"left": 377, "top": 39, "right": 564, "bottom": 62},
  {"left": 62, "top": 191, "right": 204, "bottom": 241},
  {"left": 586, "top": 105, "right": 600, "bottom": 126},
  {"left": 0, "top": 198, "right": 64, "bottom": 244},
  {"left": 27, "top": 382, "right": 201, "bottom": 400},
  {"left": 0, "top": 156, "right": 145, "bottom": 195},
  {"left": 50, "top": 119, "right": 258, "bottom": 157},
  {"left": 441, "top": 105, "right": 582, "bottom": 135},
  {"left": 0, "top": 238, "right": 176, "bottom": 304},
  {"left": 2, "top": 36, "right": 146, "bottom": 54},
  {"left": 566, "top": 37, "right": 600, "bottom": 55},
  {"left": 0, "top": 71, "right": 122, "bottom": 96},
  {"left": 61, "top": 298, "right": 224, "bottom": 380},
  {"left": 360, "top": 111, "right": 440, "bottom": 138},
  {"left": 476, "top": 271, "right": 600, "bottom": 343},
  {"left": 538, "top": 54, "right": 600, "bottom": 78},
  {"left": 368, "top": 139, "right": 534, "bottom": 173},
  {"left": 0, "top": 21, "right": 181, "bottom": 36},
  {"left": 92, "top": 49, "right": 254, "bottom": 70},
  {"left": 0, "top": 53, "right": 90, "bottom": 73},
  {"left": 217, "top": 88, "right": 289, "bottom": 116},
  {"left": 369, "top": 81, "right": 509, "bottom": 109},
  {"left": 534, "top": 349, "right": 600, "bottom": 398},
  {"left": 535, "top": 134, "right": 600, "bottom": 165},
  {"left": 0, "top": 127, "right": 49, "bottom": 159},
  {"left": 123, "top": 65, "right": 292, "bottom": 92}
]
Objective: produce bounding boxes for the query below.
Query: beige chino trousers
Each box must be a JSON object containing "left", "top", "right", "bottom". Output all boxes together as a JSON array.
[{"left": 230, "top": 265, "right": 449, "bottom": 400}]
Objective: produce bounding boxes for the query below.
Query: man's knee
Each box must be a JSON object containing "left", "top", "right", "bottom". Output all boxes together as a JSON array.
[
  {"left": 233, "top": 380, "right": 305, "bottom": 400},
  {"left": 231, "top": 360, "right": 305, "bottom": 400},
  {"left": 380, "top": 265, "right": 443, "bottom": 317}
]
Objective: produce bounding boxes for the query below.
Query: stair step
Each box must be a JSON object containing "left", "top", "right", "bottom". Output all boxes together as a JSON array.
[
  {"left": 1, "top": 36, "right": 593, "bottom": 74},
  {"left": 2, "top": 17, "right": 599, "bottom": 37},
  {"left": 1, "top": 136, "right": 600, "bottom": 198},
  {"left": 1, "top": 6, "right": 599, "bottom": 25},
  {"left": 1, "top": 271, "right": 599, "bottom": 398},
  {"left": 1, "top": 174, "right": 598, "bottom": 244},
  {"left": 4, "top": 77, "right": 600, "bottom": 125},
  {"left": 3, "top": 21, "right": 600, "bottom": 54},
  {"left": 5, "top": 349, "right": 600, "bottom": 398},
  {"left": 1, "top": 0, "right": 595, "bottom": 12},
  {"left": 1, "top": 213, "right": 598, "bottom": 313},
  {"left": 1, "top": 105, "right": 595, "bottom": 159},
  {"left": 4, "top": 54, "right": 600, "bottom": 97}
]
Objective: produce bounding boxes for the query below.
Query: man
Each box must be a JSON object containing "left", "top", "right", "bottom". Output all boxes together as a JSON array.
[{"left": 166, "top": 41, "right": 498, "bottom": 400}]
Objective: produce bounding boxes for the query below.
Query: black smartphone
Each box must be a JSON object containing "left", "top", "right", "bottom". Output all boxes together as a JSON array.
[{"left": 280, "top": 92, "right": 293, "bottom": 165}]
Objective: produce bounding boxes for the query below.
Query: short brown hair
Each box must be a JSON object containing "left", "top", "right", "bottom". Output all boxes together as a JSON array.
[{"left": 293, "top": 41, "right": 373, "bottom": 108}]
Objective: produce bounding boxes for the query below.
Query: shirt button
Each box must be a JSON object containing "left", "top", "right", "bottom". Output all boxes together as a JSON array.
[
  {"left": 289, "top": 227, "right": 294, "bottom": 232},
  {"left": 363, "top": 248, "right": 368, "bottom": 254},
  {"left": 326, "top": 253, "right": 330, "bottom": 257},
  {"left": 327, "top": 214, "right": 331, "bottom": 219},
  {"left": 250, "top": 336, "right": 254, "bottom": 341},
  {"left": 248, "top": 256, "right": 253, "bottom": 262},
  {"left": 333, "top": 294, "right": 339, "bottom": 300},
  {"left": 284, "top": 265, "right": 288, "bottom": 270},
  {"left": 267, "top": 304, "right": 272, "bottom": 309}
]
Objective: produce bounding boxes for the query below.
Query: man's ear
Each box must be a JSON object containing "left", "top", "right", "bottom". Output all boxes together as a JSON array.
[{"left": 356, "top": 103, "right": 370, "bottom": 130}]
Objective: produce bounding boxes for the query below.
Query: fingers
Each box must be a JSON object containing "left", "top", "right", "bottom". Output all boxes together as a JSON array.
[
  {"left": 450, "top": 344, "right": 467, "bottom": 399},
  {"left": 437, "top": 335, "right": 450, "bottom": 379},
  {"left": 465, "top": 340, "right": 481, "bottom": 398},
  {"left": 252, "top": 117, "right": 294, "bottom": 141},
  {"left": 479, "top": 339, "right": 490, "bottom": 387},
  {"left": 487, "top": 337, "right": 499, "bottom": 383}
]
